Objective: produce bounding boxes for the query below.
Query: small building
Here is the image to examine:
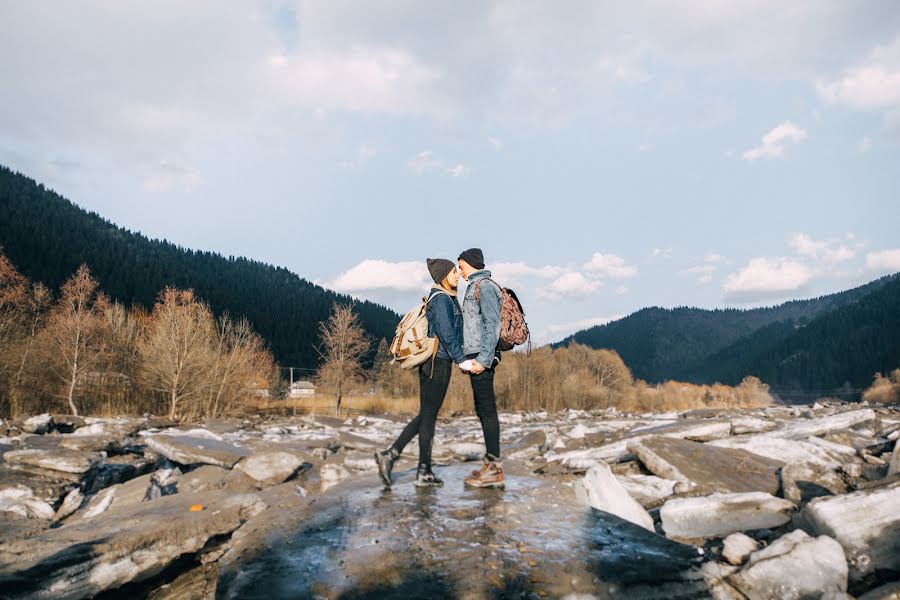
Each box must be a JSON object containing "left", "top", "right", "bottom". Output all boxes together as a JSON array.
[{"left": 289, "top": 381, "right": 316, "bottom": 398}]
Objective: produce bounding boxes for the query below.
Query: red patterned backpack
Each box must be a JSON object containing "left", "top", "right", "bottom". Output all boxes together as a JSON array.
[{"left": 475, "top": 278, "right": 530, "bottom": 351}]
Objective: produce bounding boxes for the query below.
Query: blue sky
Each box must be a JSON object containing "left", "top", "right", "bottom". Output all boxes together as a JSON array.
[{"left": 1, "top": 2, "right": 899, "bottom": 344}]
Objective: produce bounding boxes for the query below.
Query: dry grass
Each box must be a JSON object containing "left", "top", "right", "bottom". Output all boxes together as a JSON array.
[{"left": 862, "top": 369, "right": 900, "bottom": 405}]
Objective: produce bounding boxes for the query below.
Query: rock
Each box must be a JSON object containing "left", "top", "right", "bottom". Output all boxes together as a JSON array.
[
  {"left": 615, "top": 474, "right": 677, "bottom": 509},
  {"left": 709, "top": 435, "right": 860, "bottom": 470},
  {"left": 796, "top": 480, "right": 900, "bottom": 583},
  {"left": 548, "top": 419, "right": 734, "bottom": 467},
  {"left": 21, "top": 414, "right": 53, "bottom": 434},
  {"left": 81, "top": 486, "right": 117, "bottom": 519},
  {"left": 337, "top": 431, "right": 382, "bottom": 452},
  {"left": 575, "top": 462, "right": 655, "bottom": 531},
  {"left": 722, "top": 532, "right": 759, "bottom": 565},
  {"left": 177, "top": 465, "right": 258, "bottom": 495},
  {"left": 146, "top": 563, "right": 219, "bottom": 600},
  {"left": 889, "top": 445, "right": 899, "bottom": 476},
  {"left": 780, "top": 461, "right": 848, "bottom": 504},
  {"left": 627, "top": 436, "right": 782, "bottom": 495},
  {"left": 441, "top": 441, "right": 485, "bottom": 461},
  {"left": 731, "top": 417, "right": 779, "bottom": 435},
  {"left": 235, "top": 451, "right": 303, "bottom": 487},
  {"left": 0, "top": 491, "right": 265, "bottom": 599},
  {"left": 0, "top": 484, "right": 54, "bottom": 519},
  {"left": 0, "top": 466, "right": 81, "bottom": 506},
  {"left": 660, "top": 492, "right": 796, "bottom": 539},
  {"left": 858, "top": 580, "right": 900, "bottom": 600},
  {"left": 59, "top": 434, "right": 126, "bottom": 453},
  {"left": 320, "top": 463, "right": 352, "bottom": 491},
  {"left": 760, "top": 408, "right": 877, "bottom": 439},
  {"left": 50, "top": 415, "right": 86, "bottom": 433},
  {"left": 53, "top": 488, "right": 84, "bottom": 521},
  {"left": 3, "top": 448, "right": 105, "bottom": 474},
  {"left": 726, "top": 530, "right": 848, "bottom": 600},
  {"left": 505, "top": 430, "right": 547, "bottom": 459},
  {"left": 144, "top": 434, "right": 250, "bottom": 468}
]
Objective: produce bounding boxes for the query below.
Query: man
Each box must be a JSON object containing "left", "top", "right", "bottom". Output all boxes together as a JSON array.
[{"left": 457, "top": 248, "right": 504, "bottom": 488}]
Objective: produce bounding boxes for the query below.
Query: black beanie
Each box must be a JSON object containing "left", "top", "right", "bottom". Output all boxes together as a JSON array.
[
  {"left": 426, "top": 258, "right": 455, "bottom": 284},
  {"left": 458, "top": 248, "right": 485, "bottom": 270}
]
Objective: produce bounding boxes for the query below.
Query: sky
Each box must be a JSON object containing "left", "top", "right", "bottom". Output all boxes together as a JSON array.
[{"left": 1, "top": 2, "right": 899, "bottom": 345}]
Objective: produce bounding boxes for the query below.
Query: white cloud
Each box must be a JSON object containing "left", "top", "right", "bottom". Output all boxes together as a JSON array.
[
  {"left": 583, "top": 253, "right": 638, "bottom": 278},
  {"left": 538, "top": 272, "right": 602, "bottom": 300},
  {"left": 488, "top": 137, "right": 503, "bottom": 149},
  {"left": 615, "top": 285, "right": 629, "bottom": 295},
  {"left": 705, "top": 253, "right": 723, "bottom": 264},
  {"left": 267, "top": 48, "right": 449, "bottom": 118},
  {"left": 679, "top": 263, "right": 717, "bottom": 284},
  {"left": 789, "top": 232, "right": 855, "bottom": 265},
  {"left": 406, "top": 150, "right": 469, "bottom": 177},
  {"left": 723, "top": 257, "right": 813, "bottom": 301},
  {"left": 742, "top": 121, "right": 807, "bottom": 162},
  {"left": 491, "top": 261, "right": 564, "bottom": 290},
  {"left": 789, "top": 233, "right": 829, "bottom": 257},
  {"left": 328, "top": 259, "right": 430, "bottom": 293},
  {"left": 536, "top": 314, "right": 625, "bottom": 345},
  {"left": 649, "top": 247, "right": 673, "bottom": 260},
  {"left": 446, "top": 164, "right": 470, "bottom": 178},
  {"left": 817, "top": 36, "right": 900, "bottom": 112},
  {"left": 865, "top": 248, "right": 900, "bottom": 274}
]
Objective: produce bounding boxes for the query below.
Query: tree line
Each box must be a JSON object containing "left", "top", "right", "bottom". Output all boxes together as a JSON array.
[
  {"left": 0, "top": 164, "right": 399, "bottom": 370},
  {"left": 0, "top": 250, "right": 274, "bottom": 419}
]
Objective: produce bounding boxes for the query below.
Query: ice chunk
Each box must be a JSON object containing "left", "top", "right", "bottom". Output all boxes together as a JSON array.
[
  {"left": 575, "top": 462, "right": 654, "bottom": 531},
  {"left": 660, "top": 492, "right": 795, "bottom": 539}
]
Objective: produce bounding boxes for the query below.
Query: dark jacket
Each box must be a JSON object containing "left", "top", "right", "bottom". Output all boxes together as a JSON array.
[{"left": 426, "top": 287, "right": 465, "bottom": 363}]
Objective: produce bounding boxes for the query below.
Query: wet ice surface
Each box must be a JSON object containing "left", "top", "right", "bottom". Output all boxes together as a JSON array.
[{"left": 218, "top": 464, "right": 704, "bottom": 600}]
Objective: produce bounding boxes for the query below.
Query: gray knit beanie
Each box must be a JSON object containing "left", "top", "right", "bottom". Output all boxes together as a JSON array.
[{"left": 426, "top": 258, "right": 455, "bottom": 284}]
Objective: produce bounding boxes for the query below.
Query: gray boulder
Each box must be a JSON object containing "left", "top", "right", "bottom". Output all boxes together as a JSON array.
[
  {"left": 722, "top": 532, "right": 759, "bottom": 566},
  {"left": 780, "top": 461, "right": 847, "bottom": 504},
  {"left": 796, "top": 480, "right": 900, "bottom": 583},
  {"left": 144, "top": 435, "right": 249, "bottom": 468},
  {"left": 0, "top": 490, "right": 265, "bottom": 599},
  {"left": 627, "top": 436, "right": 782, "bottom": 495},
  {"left": 727, "top": 530, "right": 848, "bottom": 600},
  {"left": 660, "top": 492, "right": 796, "bottom": 539},
  {"left": 235, "top": 451, "right": 304, "bottom": 487},
  {"left": 3, "top": 449, "right": 105, "bottom": 475}
]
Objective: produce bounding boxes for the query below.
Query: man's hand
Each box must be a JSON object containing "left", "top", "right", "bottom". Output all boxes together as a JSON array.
[{"left": 469, "top": 362, "right": 485, "bottom": 375}]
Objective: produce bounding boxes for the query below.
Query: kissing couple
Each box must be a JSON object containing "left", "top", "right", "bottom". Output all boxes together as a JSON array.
[{"left": 374, "top": 247, "right": 505, "bottom": 489}]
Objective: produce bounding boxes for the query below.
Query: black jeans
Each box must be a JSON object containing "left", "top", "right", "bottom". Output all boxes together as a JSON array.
[
  {"left": 470, "top": 364, "right": 501, "bottom": 460},
  {"left": 391, "top": 357, "right": 451, "bottom": 465}
]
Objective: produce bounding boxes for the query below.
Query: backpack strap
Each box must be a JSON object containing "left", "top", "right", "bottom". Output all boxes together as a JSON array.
[{"left": 473, "top": 277, "right": 502, "bottom": 304}]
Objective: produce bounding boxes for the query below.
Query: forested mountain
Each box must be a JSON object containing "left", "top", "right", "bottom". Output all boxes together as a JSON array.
[
  {"left": 0, "top": 165, "right": 400, "bottom": 369},
  {"left": 697, "top": 275, "right": 900, "bottom": 394},
  {"left": 557, "top": 274, "right": 899, "bottom": 394}
]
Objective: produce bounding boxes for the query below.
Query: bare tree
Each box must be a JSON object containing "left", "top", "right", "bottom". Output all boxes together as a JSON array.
[
  {"left": 137, "top": 288, "right": 214, "bottom": 420},
  {"left": 43, "top": 265, "right": 108, "bottom": 415},
  {"left": 316, "top": 304, "right": 370, "bottom": 415},
  {"left": 7, "top": 283, "right": 51, "bottom": 416},
  {"left": 205, "top": 314, "right": 272, "bottom": 417}
]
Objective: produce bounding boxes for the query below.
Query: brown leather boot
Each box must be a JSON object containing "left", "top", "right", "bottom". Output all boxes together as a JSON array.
[{"left": 464, "top": 459, "right": 504, "bottom": 488}]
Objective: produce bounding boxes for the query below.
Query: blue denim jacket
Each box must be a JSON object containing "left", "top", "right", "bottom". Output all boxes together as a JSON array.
[
  {"left": 462, "top": 270, "right": 502, "bottom": 368},
  {"left": 426, "top": 288, "right": 465, "bottom": 363}
]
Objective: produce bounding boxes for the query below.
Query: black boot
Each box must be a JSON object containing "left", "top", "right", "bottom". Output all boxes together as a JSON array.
[
  {"left": 415, "top": 463, "right": 443, "bottom": 487},
  {"left": 374, "top": 448, "right": 399, "bottom": 487}
]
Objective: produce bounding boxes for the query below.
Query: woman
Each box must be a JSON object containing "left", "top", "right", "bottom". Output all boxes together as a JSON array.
[{"left": 375, "top": 258, "right": 466, "bottom": 487}]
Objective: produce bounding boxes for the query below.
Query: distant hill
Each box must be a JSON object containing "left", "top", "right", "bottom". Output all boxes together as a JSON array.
[
  {"left": 0, "top": 165, "right": 400, "bottom": 369},
  {"left": 556, "top": 274, "right": 899, "bottom": 395}
]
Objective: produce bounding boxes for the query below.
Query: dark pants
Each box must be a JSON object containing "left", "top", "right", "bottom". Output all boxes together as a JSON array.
[
  {"left": 391, "top": 357, "right": 451, "bottom": 465},
  {"left": 469, "top": 361, "right": 501, "bottom": 460}
]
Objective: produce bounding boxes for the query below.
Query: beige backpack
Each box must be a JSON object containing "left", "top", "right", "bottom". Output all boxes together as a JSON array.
[{"left": 389, "top": 290, "right": 447, "bottom": 370}]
